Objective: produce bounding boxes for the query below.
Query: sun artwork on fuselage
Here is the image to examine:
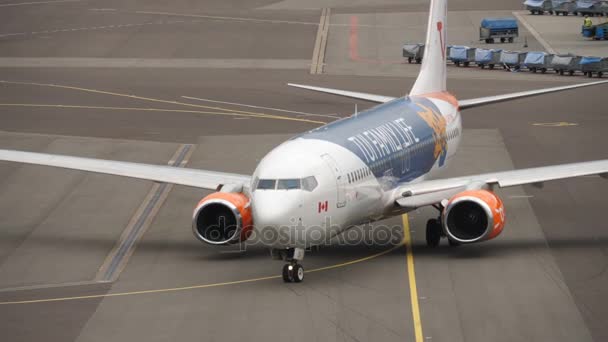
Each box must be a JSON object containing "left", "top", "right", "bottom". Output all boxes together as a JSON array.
[{"left": 415, "top": 103, "right": 447, "bottom": 164}]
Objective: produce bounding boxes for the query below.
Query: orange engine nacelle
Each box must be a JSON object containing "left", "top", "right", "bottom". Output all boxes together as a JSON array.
[
  {"left": 192, "top": 192, "right": 253, "bottom": 245},
  {"left": 441, "top": 190, "right": 505, "bottom": 243}
]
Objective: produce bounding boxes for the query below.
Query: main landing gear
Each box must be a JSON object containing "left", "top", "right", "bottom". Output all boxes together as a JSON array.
[
  {"left": 425, "top": 205, "right": 460, "bottom": 247},
  {"left": 273, "top": 247, "right": 305, "bottom": 283}
]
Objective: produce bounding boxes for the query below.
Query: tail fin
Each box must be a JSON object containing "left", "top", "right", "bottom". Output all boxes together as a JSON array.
[{"left": 410, "top": 0, "right": 448, "bottom": 96}]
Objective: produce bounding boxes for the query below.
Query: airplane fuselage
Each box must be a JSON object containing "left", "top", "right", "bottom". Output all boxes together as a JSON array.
[{"left": 250, "top": 94, "right": 462, "bottom": 248}]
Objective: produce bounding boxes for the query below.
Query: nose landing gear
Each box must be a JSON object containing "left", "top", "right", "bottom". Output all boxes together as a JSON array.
[
  {"left": 272, "top": 247, "right": 306, "bottom": 283},
  {"left": 282, "top": 262, "right": 304, "bottom": 283}
]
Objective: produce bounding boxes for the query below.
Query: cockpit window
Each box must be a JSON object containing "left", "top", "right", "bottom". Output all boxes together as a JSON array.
[
  {"left": 256, "top": 179, "right": 276, "bottom": 190},
  {"left": 277, "top": 179, "right": 300, "bottom": 190},
  {"left": 302, "top": 176, "right": 318, "bottom": 192},
  {"left": 255, "top": 177, "right": 317, "bottom": 191}
]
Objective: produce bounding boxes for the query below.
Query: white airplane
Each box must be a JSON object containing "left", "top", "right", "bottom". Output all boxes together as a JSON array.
[{"left": 1, "top": 0, "right": 608, "bottom": 283}]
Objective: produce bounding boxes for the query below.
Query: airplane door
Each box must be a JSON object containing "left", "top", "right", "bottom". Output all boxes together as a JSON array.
[{"left": 321, "top": 153, "right": 346, "bottom": 208}]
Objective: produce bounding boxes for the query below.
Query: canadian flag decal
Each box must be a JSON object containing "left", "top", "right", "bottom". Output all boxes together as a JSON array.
[{"left": 318, "top": 200, "right": 328, "bottom": 213}]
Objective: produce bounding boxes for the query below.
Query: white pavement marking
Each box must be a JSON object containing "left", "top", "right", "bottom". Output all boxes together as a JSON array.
[
  {"left": 0, "top": 32, "right": 26, "bottom": 38},
  {"left": 0, "top": 0, "right": 80, "bottom": 7},
  {"left": 0, "top": 13, "right": 401, "bottom": 40},
  {"left": 181, "top": 96, "right": 340, "bottom": 119},
  {"left": 0, "top": 20, "right": 181, "bottom": 39},
  {"left": 135, "top": 10, "right": 319, "bottom": 26},
  {"left": 0, "top": 57, "right": 311, "bottom": 69},
  {"left": 513, "top": 11, "right": 557, "bottom": 54}
]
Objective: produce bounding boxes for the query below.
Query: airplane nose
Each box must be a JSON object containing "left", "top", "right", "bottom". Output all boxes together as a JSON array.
[
  {"left": 251, "top": 193, "right": 301, "bottom": 247},
  {"left": 252, "top": 197, "right": 291, "bottom": 229}
]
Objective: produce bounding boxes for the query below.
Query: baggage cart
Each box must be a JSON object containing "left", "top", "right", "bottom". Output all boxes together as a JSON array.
[
  {"left": 523, "top": 51, "right": 553, "bottom": 73},
  {"left": 582, "top": 21, "right": 608, "bottom": 39},
  {"left": 565, "top": 55, "right": 583, "bottom": 75},
  {"left": 474, "top": 48, "right": 502, "bottom": 69},
  {"left": 402, "top": 43, "right": 425, "bottom": 64},
  {"left": 593, "top": 22, "right": 608, "bottom": 39},
  {"left": 574, "top": 0, "right": 605, "bottom": 16},
  {"left": 499, "top": 50, "right": 527, "bottom": 70},
  {"left": 449, "top": 46, "right": 476, "bottom": 66},
  {"left": 479, "top": 18, "right": 519, "bottom": 43},
  {"left": 552, "top": 0, "right": 576, "bottom": 15},
  {"left": 525, "top": 0, "right": 554, "bottom": 14},
  {"left": 580, "top": 56, "right": 608, "bottom": 77},
  {"left": 446, "top": 45, "right": 452, "bottom": 61},
  {"left": 550, "top": 54, "right": 580, "bottom": 75}
]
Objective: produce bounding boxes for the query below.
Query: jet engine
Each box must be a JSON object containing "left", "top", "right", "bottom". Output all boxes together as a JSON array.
[
  {"left": 192, "top": 192, "right": 253, "bottom": 245},
  {"left": 442, "top": 190, "right": 505, "bottom": 243}
]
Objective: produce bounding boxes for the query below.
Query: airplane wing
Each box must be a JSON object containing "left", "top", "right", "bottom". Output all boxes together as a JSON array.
[
  {"left": 0, "top": 149, "right": 250, "bottom": 190},
  {"left": 288, "top": 80, "right": 608, "bottom": 109},
  {"left": 395, "top": 160, "right": 608, "bottom": 209}
]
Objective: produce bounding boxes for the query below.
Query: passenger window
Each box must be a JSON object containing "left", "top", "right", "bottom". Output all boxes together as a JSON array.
[
  {"left": 277, "top": 179, "right": 301, "bottom": 190},
  {"left": 302, "top": 176, "right": 318, "bottom": 192},
  {"left": 257, "top": 179, "right": 276, "bottom": 190}
]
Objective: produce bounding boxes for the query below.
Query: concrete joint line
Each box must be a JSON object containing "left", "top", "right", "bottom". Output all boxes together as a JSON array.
[
  {"left": 311, "top": 8, "right": 331, "bottom": 75},
  {"left": 94, "top": 144, "right": 194, "bottom": 282}
]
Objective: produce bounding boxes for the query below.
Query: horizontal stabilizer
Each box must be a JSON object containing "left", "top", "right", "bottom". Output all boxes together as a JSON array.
[
  {"left": 287, "top": 83, "right": 395, "bottom": 103},
  {"left": 459, "top": 80, "right": 608, "bottom": 110}
]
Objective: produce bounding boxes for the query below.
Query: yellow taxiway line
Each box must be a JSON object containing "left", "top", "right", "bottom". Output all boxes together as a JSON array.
[
  {"left": 0, "top": 103, "right": 327, "bottom": 122},
  {"left": 0, "top": 80, "right": 326, "bottom": 125},
  {"left": 0, "top": 242, "right": 403, "bottom": 305},
  {"left": 402, "top": 214, "right": 424, "bottom": 342}
]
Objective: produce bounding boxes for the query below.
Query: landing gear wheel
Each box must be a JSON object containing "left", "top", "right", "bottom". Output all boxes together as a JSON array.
[
  {"left": 282, "top": 264, "right": 293, "bottom": 282},
  {"left": 282, "top": 263, "right": 304, "bottom": 283},
  {"left": 293, "top": 264, "right": 304, "bottom": 283},
  {"left": 426, "top": 219, "right": 441, "bottom": 248}
]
